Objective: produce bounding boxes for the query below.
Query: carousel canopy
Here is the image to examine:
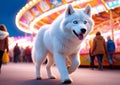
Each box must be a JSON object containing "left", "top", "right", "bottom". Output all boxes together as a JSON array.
[{"left": 15, "top": 0, "right": 120, "bottom": 36}]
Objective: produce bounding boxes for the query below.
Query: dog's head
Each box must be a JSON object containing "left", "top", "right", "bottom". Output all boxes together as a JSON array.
[{"left": 60, "top": 4, "right": 94, "bottom": 41}]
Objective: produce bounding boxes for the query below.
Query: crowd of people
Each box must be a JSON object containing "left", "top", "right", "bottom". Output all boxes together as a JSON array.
[
  {"left": 89, "top": 31, "right": 116, "bottom": 70},
  {"left": 0, "top": 24, "right": 32, "bottom": 65},
  {"left": 11, "top": 44, "right": 32, "bottom": 63}
]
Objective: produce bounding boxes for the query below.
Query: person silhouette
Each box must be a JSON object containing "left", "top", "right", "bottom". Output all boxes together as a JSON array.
[
  {"left": 0, "top": 24, "right": 9, "bottom": 73},
  {"left": 92, "top": 31, "right": 107, "bottom": 70}
]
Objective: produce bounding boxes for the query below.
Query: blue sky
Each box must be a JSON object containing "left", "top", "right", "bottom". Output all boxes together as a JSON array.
[{"left": 0, "top": 0, "right": 27, "bottom": 37}]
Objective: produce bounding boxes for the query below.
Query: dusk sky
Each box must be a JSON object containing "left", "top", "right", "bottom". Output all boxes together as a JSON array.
[{"left": 0, "top": 0, "right": 27, "bottom": 37}]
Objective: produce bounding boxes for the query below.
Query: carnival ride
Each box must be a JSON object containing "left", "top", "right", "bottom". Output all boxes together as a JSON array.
[
  {"left": 15, "top": 0, "right": 120, "bottom": 34},
  {"left": 14, "top": 0, "right": 120, "bottom": 66}
]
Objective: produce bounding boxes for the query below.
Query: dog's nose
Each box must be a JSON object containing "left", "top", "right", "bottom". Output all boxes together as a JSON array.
[{"left": 81, "top": 28, "right": 86, "bottom": 34}]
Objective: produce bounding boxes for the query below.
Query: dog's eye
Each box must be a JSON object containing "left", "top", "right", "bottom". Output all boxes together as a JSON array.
[
  {"left": 73, "top": 20, "right": 78, "bottom": 24},
  {"left": 84, "top": 20, "right": 87, "bottom": 24}
]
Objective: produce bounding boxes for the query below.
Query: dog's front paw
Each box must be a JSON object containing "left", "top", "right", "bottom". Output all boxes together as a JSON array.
[{"left": 62, "top": 79, "right": 72, "bottom": 84}]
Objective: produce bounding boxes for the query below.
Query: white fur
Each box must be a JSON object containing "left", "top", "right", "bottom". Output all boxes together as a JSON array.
[
  {"left": 0, "top": 30, "right": 9, "bottom": 39},
  {"left": 32, "top": 4, "right": 94, "bottom": 83}
]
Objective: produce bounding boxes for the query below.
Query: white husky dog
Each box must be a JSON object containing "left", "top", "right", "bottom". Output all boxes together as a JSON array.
[{"left": 32, "top": 4, "right": 94, "bottom": 84}]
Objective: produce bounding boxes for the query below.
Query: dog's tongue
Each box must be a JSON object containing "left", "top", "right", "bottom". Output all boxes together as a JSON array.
[{"left": 78, "top": 34, "right": 83, "bottom": 40}]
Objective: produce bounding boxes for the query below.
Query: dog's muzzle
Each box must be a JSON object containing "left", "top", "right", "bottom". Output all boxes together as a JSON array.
[{"left": 73, "top": 28, "right": 86, "bottom": 40}]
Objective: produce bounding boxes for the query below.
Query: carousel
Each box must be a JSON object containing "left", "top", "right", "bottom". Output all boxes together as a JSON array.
[{"left": 15, "top": 0, "right": 120, "bottom": 66}]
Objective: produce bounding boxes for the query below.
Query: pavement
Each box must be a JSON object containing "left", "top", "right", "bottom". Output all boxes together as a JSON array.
[{"left": 0, "top": 63, "right": 120, "bottom": 85}]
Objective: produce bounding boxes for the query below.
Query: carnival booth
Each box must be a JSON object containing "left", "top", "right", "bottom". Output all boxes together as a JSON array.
[{"left": 15, "top": 0, "right": 120, "bottom": 66}]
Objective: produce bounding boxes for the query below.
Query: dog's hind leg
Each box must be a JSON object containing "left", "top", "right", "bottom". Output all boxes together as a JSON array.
[
  {"left": 46, "top": 53, "right": 56, "bottom": 79},
  {"left": 35, "top": 48, "right": 48, "bottom": 80},
  {"left": 68, "top": 53, "right": 80, "bottom": 74}
]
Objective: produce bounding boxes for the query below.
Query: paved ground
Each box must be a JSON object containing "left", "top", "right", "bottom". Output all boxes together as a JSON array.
[{"left": 0, "top": 63, "right": 120, "bottom": 85}]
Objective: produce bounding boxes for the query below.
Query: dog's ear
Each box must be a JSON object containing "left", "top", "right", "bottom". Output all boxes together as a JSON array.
[
  {"left": 65, "top": 4, "right": 75, "bottom": 17},
  {"left": 84, "top": 4, "right": 92, "bottom": 17}
]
